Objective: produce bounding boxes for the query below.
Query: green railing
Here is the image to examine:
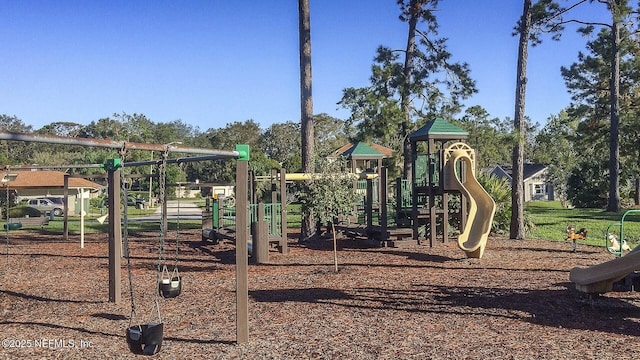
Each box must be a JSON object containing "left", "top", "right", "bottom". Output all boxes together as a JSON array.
[
  {"left": 219, "top": 203, "right": 281, "bottom": 237},
  {"left": 356, "top": 179, "right": 379, "bottom": 206},
  {"left": 400, "top": 179, "right": 412, "bottom": 208}
]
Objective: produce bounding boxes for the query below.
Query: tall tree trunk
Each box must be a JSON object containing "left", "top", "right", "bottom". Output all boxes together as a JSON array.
[
  {"left": 636, "top": 136, "right": 640, "bottom": 206},
  {"left": 299, "top": 0, "right": 315, "bottom": 242},
  {"left": 607, "top": 19, "right": 621, "bottom": 212},
  {"left": 510, "top": 0, "right": 531, "bottom": 240},
  {"left": 401, "top": 0, "right": 419, "bottom": 180}
]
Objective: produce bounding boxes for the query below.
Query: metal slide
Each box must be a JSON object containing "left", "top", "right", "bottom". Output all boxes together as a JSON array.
[
  {"left": 444, "top": 144, "right": 496, "bottom": 258},
  {"left": 570, "top": 245, "right": 640, "bottom": 294}
]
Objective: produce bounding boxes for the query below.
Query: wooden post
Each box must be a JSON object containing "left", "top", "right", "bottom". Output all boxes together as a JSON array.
[
  {"left": 235, "top": 145, "right": 249, "bottom": 344},
  {"left": 396, "top": 177, "right": 402, "bottom": 226},
  {"left": 63, "top": 174, "right": 69, "bottom": 241},
  {"left": 252, "top": 203, "right": 269, "bottom": 264},
  {"left": 366, "top": 179, "right": 373, "bottom": 239},
  {"left": 428, "top": 154, "right": 436, "bottom": 247},
  {"left": 280, "top": 168, "right": 288, "bottom": 254},
  {"left": 202, "top": 197, "right": 213, "bottom": 231},
  {"left": 443, "top": 192, "right": 449, "bottom": 243},
  {"left": 202, "top": 210, "right": 212, "bottom": 230},
  {"left": 380, "top": 168, "right": 388, "bottom": 244},
  {"left": 107, "top": 166, "right": 122, "bottom": 304},
  {"left": 411, "top": 140, "right": 420, "bottom": 243},
  {"left": 249, "top": 169, "right": 257, "bottom": 205},
  {"left": 219, "top": 198, "right": 225, "bottom": 229},
  {"left": 271, "top": 169, "right": 278, "bottom": 204}
]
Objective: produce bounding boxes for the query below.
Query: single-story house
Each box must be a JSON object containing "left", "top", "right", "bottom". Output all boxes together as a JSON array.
[
  {"left": 489, "top": 164, "right": 554, "bottom": 202},
  {"left": 1, "top": 170, "right": 104, "bottom": 214},
  {"left": 175, "top": 181, "right": 234, "bottom": 199}
]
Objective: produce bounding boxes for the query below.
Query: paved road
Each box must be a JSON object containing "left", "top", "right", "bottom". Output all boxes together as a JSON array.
[{"left": 126, "top": 200, "right": 203, "bottom": 222}]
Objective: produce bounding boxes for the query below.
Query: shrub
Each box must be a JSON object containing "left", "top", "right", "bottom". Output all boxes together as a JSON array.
[
  {"left": 8, "top": 206, "right": 42, "bottom": 218},
  {"left": 476, "top": 173, "right": 534, "bottom": 235},
  {"left": 477, "top": 173, "right": 511, "bottom": 234},
  {"left": 566, "top": 159, "right": 608, "bottom": 208}
]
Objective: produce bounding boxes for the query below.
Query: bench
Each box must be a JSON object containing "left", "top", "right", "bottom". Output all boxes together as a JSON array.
[{"left": 7, "top": 216, "right": 50, "bottom": 229}]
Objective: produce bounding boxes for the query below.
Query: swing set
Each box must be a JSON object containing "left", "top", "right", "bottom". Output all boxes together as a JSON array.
[
  {"left": 0, "top": 130, "right": 252, "bottom": 352},
  {"left": 123, "top": 146, "right": 179, "bottom": 355},
  {"left": 120, "top": 144, "right": 252, "bottom": 354}
]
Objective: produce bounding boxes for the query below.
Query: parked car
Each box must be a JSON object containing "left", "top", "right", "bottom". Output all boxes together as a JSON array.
[
  {"left": 26, "top": 198, "right": 64, "bottom": 216},
  {"left": 44, "top": 197, "right": 65, "bottom": 206},
  {"left": 127, "top": 196, "right": 147, "bottom": 208},
  {"left": 103, "top": 195, "right": 147, "bottom": 209}
]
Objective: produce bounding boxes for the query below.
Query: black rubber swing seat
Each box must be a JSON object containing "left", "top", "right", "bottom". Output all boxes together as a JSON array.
[
  {"left": 158, "top": 277, "right": 182, "bottom": 298},
  {"left": 3, "top": 222, "right": 22, "bottom": 230},
  {"left": 126, "top": 323, "right": 164, "bottom": 355}
]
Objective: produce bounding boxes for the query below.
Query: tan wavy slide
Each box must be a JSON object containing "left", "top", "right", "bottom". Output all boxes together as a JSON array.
[
  {"left": 444, "top": 145, "right": 496, "bottom": 259},
  {"left": 569, "top": 246, "right": 640, "bottom": 294}
]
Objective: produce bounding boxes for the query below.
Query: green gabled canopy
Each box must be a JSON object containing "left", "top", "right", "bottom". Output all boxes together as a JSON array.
[
  {"left": 341, "top": 142, "right": 384, "bottom": 159},
  {"left": 409, "top": 117, "right": 468, "bottom": 140}
]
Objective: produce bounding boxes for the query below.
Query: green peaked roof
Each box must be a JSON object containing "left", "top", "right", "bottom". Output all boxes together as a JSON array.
[
  {"left": 409, "top": 117, "right": 468, "bottom": 140},
  {"left": 340, "top": 142, "right": 384, "bottom": 158}
]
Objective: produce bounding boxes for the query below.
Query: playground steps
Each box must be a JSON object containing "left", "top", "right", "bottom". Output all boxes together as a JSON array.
[
  {"left": 380, "top": 227, "right": 416, "bottom": 248},
  {"left": 335, "top": 223, "right": 418, "bottom": 248},
  {"left": 386, "top": 239, "right": 419, "bottom": 248}
]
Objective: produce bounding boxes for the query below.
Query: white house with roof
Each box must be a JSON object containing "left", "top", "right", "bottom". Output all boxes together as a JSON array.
[
  {"left": 489, "top": 164, "right": 554, "bottom": 202},
  {"left": 2, "top": 170, "right": 104, "bottom": 214}
]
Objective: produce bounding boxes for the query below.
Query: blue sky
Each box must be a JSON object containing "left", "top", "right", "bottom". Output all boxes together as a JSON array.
[{"left": 0, "top": 1, "right": 610, "bottom": 131}]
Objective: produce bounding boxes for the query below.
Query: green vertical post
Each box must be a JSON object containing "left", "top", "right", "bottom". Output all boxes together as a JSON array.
[{"left": 212, "top": 198, "right": 219, "bottom": 228}]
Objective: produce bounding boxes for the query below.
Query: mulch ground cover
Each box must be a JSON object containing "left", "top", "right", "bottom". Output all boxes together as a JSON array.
[{"left": 0, "top": 228, "right": 639, "bottom": 359}]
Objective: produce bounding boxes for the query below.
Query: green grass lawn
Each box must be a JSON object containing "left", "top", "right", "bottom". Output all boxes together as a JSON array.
[
  {"left": 1, "top": 205, "right": 202, "bottom": 234},
  {"left": 3, "top": 217, "right": 203, "bottom": 234},
  {"left": 8, "top": 200, "right": 640, "bottom": 251},
  {"left": 526, "top": 201, "right": 640, "bottom": 249}
]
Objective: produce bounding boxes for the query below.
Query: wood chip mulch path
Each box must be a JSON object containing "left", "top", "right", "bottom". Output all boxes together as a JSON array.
[{"left": 0, "top": 229, "right": 639, "bottom": 359}]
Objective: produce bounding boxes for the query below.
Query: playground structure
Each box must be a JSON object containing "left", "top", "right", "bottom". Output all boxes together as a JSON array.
[
  {"left": 335, "top": 118, "right": 496, "bottom": 259},
  {"left": 204, "top": 119, "right": 496, "bottom": 259},
  {"left": 202, "top": 167, "right": 289, "bottom": 264},
  {"left": 202, "top": 167, "right": 384, "bottom": 263},
  {"left": 570, "top": 209, "right": 640, "bottom": 294}
]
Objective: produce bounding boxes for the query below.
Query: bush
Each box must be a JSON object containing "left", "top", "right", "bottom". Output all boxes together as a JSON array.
[
  {"left": 476, "top": 173, "right": 534, "bottom": 235},
  {"left": 8, "top": 206, "right": 42, "bottom": 218},
  {"left": 477, "top": 173, "right": 511, "bottom": 234},
  {"left": 566, "top": 159, "right": 608, "bottom": 208}
]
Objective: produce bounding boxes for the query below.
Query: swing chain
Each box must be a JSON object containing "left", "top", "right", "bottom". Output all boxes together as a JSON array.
[
  {"left": 4, "top": 176, "right": 10, "bottom": 272},
  {"left": 120, "top": 150, "right": 140, "bottom": 326},
  {"left": 156, "top": 147, "right": 169, "bottom": 285},
  {"left": 174, "top": 162, "right": 184, "bottom": 268}
]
